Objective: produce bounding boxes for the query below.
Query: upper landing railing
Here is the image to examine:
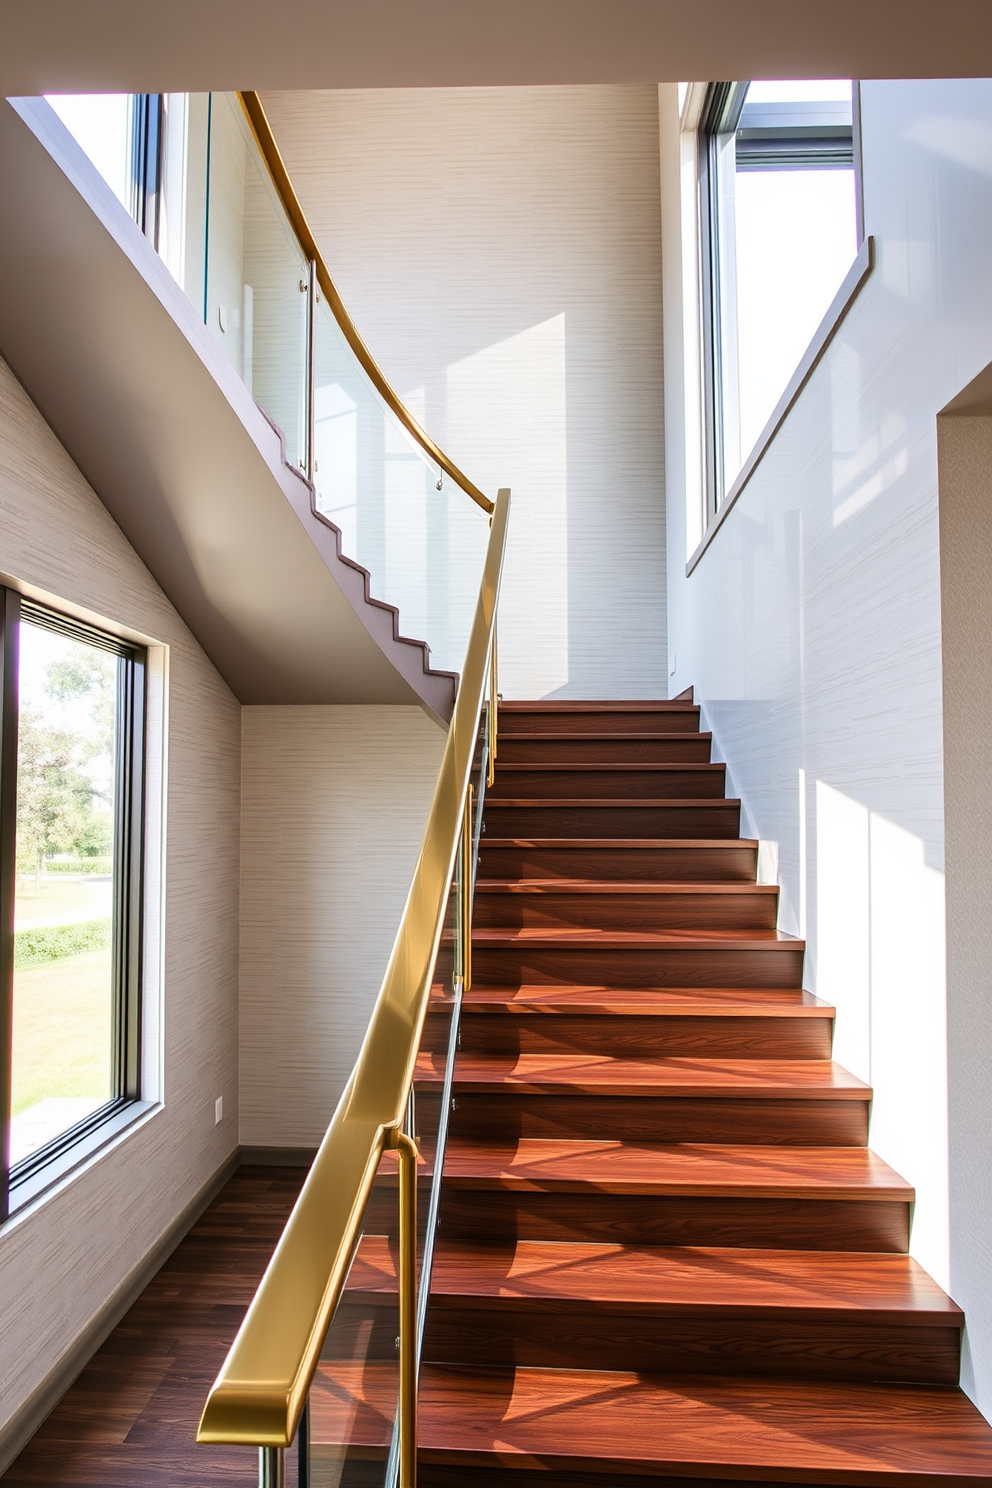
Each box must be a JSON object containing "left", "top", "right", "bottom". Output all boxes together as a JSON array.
[
  {"left": 235, "top": 92, "right": 491, "bottom": 521},
  {"left": 189, "top": 89, "right": 509, "bottom": 1488}
]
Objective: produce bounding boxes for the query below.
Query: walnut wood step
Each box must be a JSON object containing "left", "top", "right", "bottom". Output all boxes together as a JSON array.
[
  {"left": 431, "top": 1052, "right": 868, "bottom": 1100},
  {"left": 347, "top": 1237, "right": 961, "bottom": 1385},
  {"left": 498, "top": 732, "right": 713, "bottom": 764},
  {"left": 477, "top": 839, "right": 759, "bottom": 883},
  {"left": 498, "top": 701, "right": 702, "bottom": 735},
  {"left": 471, "top": 926, "right": 805, "bottom": 989},
  {"left": 483, "top": 799, "right": 742, "bottom": 839},
  {"left": 488, "top": 764, "right": 728, "bottom": 800},
  {"left": 404, "top": 1366, "right": 992, "bottom": 1485},
  {"left": 310, "top": 1363, "right": 992, "bottom": 1484},
  {"left": 473, "top": 881, "right": 779, "bottom": 931},
  {"left": 421, "top": 1052, "right": 869, "bottom": 1144},
  {"left": 437, "top": 1139, "right": 912, "bottom": 1250},
  {"left": 447, "top": 985, "right": 834, "bottom": 1059}
]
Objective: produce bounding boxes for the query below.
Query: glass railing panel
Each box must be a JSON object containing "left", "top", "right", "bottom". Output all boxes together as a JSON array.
[
  {"left": 306, "top": 1154, "right": 400, "bottom": 1488},
  {"left": 205, "top": 92, "right": 309, "bottom": 472},
  {"left": 305, "top": 729, "right": 489, "bottom": 1488},
  {"left": 313, "top": 294, "right": 488, "bottom": 675}
]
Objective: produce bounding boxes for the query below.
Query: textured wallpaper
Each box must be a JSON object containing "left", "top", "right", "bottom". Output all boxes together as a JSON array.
[
  {"left": 262, "top": 84, "right": 667, "bottom": 699},
  {"left": 0, "top": 356, "right": 241, "bottom": 1444}
]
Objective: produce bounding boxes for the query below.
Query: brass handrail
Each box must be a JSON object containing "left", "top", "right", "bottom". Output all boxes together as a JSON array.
[
  {"left": 236, "top": 91, "right": 494, "bottom": 517},
  {"left": 197, "top": 487, "right": 510, "bottom": 1457}
]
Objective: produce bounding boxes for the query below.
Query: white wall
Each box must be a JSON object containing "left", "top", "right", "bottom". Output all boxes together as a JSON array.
[
  {"left": 239, "top": 705, "right": 444, "bottom": 1147},
  {"left": 937, "top": 408, "right": 992, "bottom": 1420},
  {"left": 0, "top": 356, "right": 241, "bottom": 1450},
  {"left": 261, "top": 85, "right": 667, "bottom": 700},
  {"left": 662, "top": 77, "right": 992, "bottom": 1403}
]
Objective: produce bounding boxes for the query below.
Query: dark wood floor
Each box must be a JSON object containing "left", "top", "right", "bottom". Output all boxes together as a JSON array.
[{"left": 2, "top": 1166, "right": 305, "bottom": 1487}]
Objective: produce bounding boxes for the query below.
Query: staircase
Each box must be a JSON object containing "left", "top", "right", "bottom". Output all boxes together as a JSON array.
[{"left": 394, "top": 696, "right": 992, "bottom": 1486}]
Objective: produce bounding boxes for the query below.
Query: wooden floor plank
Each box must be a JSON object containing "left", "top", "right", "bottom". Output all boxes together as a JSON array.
[{"left": 1, "top": 1166, "right": 304, "bottom": 1487}]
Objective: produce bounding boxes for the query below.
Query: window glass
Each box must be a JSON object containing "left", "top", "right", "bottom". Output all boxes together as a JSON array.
[
  {"left": 7, "top": 610, "right": 142, "bottom": 1177},
  {"left": 45, "top": 94, "right": 133, "bottom": 213},
  {"left": 704, "top": 79, "right": 859, "bottom": 505}
]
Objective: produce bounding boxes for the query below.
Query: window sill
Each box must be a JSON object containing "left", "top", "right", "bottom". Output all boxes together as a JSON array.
[
  {"left": 686, "top": 234, "right": 875, "bottom": 577},
  {"left": 6, "top": 1099, "right": 159, "bottom": 1217}
]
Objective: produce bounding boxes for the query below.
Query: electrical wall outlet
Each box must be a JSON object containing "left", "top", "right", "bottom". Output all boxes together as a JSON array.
[{"left": 215, "top": 1096, "right": 224, "bottom": 1125}]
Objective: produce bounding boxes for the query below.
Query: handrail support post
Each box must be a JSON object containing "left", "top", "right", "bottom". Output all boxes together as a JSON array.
[
  {"left": 387, "top": 1128, "right": 418, "bottom": 1488},
  {"left": 306, "top": 259, "right": 317, "bottom": 484},
  {"left": 459, "top": 785, "right": 473, "bottom": 992},
  {"left": 487, "top": 635, "right": 498, "bottom": 788},
  {"left": 259, "top": 1447, "right": 285, "bottom": 1488}
]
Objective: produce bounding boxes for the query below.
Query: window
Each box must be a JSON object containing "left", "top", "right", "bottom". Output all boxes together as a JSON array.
[
  {"left": 699, "top": 79, "right": 862, "bottom": 508},
  {"left": 1, "top": 594, "right": 145, "bottom": 1216}
]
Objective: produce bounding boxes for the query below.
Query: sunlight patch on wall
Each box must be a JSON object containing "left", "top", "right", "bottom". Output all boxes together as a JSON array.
[
  {"left": 814, "top": 779, "right": 948, "bottom": 1286},
  {"left": 447, "top": 314, "right": 568, "bottom": 699}
]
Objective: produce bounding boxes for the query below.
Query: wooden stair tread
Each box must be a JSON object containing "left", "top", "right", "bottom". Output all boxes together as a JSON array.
[
  {"left": 420, "top": 1053, "right": 868, "bottom": 1097},
  {"left": 495, "top": 762, "right": 724, "bottom": 772},
  {"left": 482, "top": 837, "right": 759, "bottom": 849},
  {"left": 487, "top": 797, "right": 741, "bottom": 808},
  {"left": 471, "top": 926, "right": 802, "bottom": 947},
  {"left": 459, "top": 985, "right": 833, "bottom": 1015},
  {"left": 494, "top": 763, "right": 725, "bottom": 773},
  {"left": 498, "top": 730, "right": 713, "bottom": 741},
  {"left": 499, "top": 701, "right": 700, "bottom": 712},
  {"left": 311, "top": 1362, "right": 992, "bottom": 1481},
  {"left": 349, "top": 1236, "right": 960, "bottom": 1321},
  {"left": 476, "top": 880, "right": 779, "bottom": 896},
  {"left": 440, "top": 1137, "right": 912, "bottom": 1199}
]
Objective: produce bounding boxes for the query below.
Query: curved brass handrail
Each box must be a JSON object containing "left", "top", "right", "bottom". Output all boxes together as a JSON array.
[
  {"left": 197, "top": 487, "right": 510, "bottom": 1450},
  {"left": 237, "top": 91, "right": 494, "bottom": 517}
]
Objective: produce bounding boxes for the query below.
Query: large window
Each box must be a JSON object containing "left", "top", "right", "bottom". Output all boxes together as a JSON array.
[
  {"left": 699, "top": 79, "right": 862, "bottom": 508},
  {"left": 1, "top": 594, "right": 145, "bottom": 1216}
]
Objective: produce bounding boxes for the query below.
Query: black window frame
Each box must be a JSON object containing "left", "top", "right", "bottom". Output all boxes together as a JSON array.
[
  {"left": 0, "top": 591, "right": 146, "bottom": 1218},
  {"left": 698, "top": 80, "right": 863, "bottom": 517}
]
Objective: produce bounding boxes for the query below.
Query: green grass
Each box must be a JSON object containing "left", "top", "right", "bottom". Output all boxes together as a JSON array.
[
  {"left": 15, "top": 874, "right": 112, "bottom": 927},
  {"left": 11, "top": 949, "right": 112, "bottom": 1117}
]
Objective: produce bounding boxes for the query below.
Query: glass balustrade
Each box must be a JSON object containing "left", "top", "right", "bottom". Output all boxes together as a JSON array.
[
  {"left": 304, "top": 706, "right": 489, "bottom": 1488},
  {"left": 44, "top": 86, "right": 490, "bottom": 675},
  {"left": 203, "top": 92, "right": 310, "bottom": 474},
  {"left": 312, "top": 294, "right": 488, "bottom": 674}
]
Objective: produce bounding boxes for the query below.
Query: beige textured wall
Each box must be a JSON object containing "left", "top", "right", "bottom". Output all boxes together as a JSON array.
[
  {"left": 262, "top": 85, "right": 667, "bottom": 700},
  {"left": 239, "top": 705, "right": 445, "bottom": 1147},
  {"left": 0, "top": 358, "right": 241, "bottom": 1441}
]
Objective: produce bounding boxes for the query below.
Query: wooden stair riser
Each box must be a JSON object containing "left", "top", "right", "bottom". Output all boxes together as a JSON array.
[
  {"left": 472, "top": 944, "right": 805, "bottom": 989},
  {"left": 473, "top": 887, "right": 779, "bottom": 932},
  {"left": 499, "top": 706, "right": 701, "bottom": 735},
  {"left": 421, "top": 1303, "right": 960, "bottom": 1386},
  {"left": 483, "top": 802, "right": 741, "bottom": 839},
  {"left": 417, "top": 1469, "right": 819, "bottom": 1488},
  {"left": 478, "top": 841, "right": 758, "bottom": 883},
  {"left": 498, "top": 735, "right": 713, "bottom": 765},
  {"left": 445, "top": 1094, "right": 869, "bottom": 1146},
  {"left": 438, "top": 1191, "right": 910, "bottom": 1251},
  {"left": 488, "top": 766, "right": 728, "bottom": 801},
  {"left": 447, "top": 1011, "right": 833, "bottom": 1060}
]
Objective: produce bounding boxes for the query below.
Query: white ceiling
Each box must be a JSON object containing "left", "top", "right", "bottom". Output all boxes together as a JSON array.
[{"left": 2, "top": 0, "right": 990, "bottom": 96}]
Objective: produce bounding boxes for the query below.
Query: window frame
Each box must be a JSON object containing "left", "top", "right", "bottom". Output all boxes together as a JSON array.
[
  {"left": 0, "top": 591, "right": 147, "bottom": 1219},
  {"left": 697, "top": 79, "right": 864, "bottom": 519}
]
